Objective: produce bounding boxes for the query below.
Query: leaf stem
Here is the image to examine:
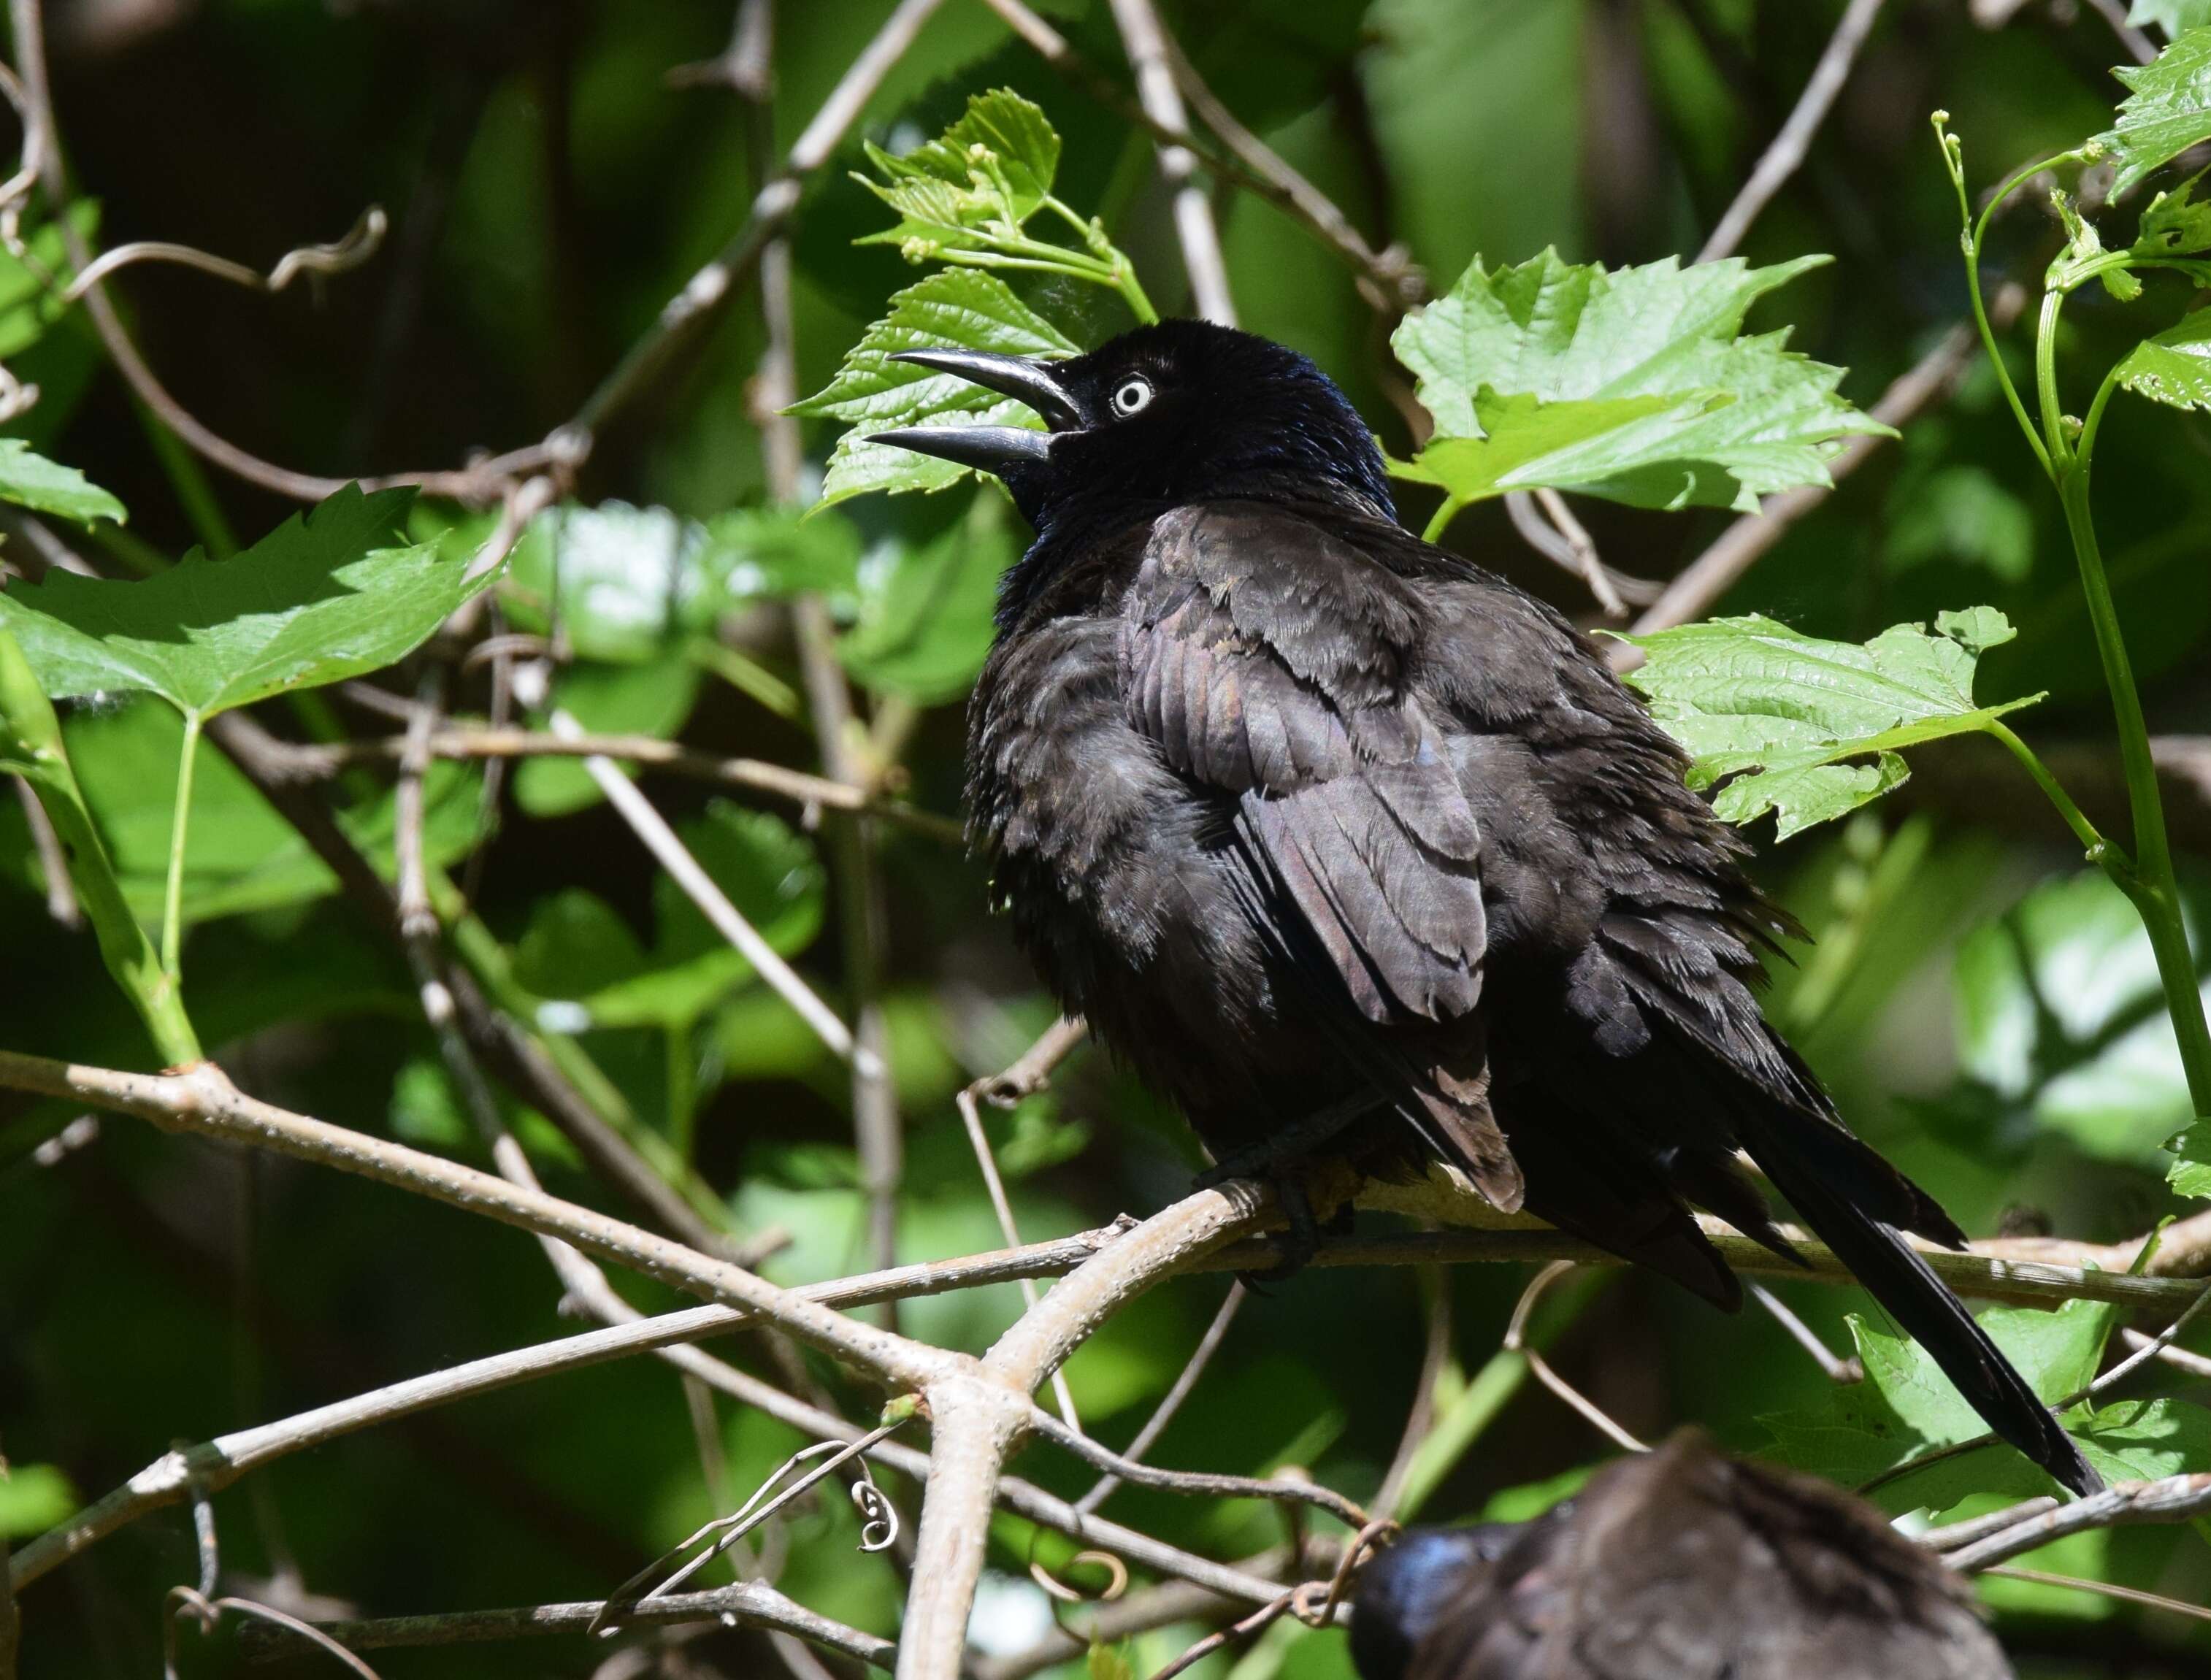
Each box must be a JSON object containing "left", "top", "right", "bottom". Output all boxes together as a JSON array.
[
  {"left": 161, "top": 711, "right": 203, "bottom": 979},
  {"left": 0, "top": 627, "right": 200, "bottom": 1065},
  {"left": 1985, "top": 718, "right": 2118, "bottom": 865},
  {"left": 1422, "top": 496, "right": 1465, "bottom": 545}
]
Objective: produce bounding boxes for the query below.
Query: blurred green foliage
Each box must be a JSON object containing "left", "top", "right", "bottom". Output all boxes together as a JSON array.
[{"left": 5, "top": 4, "right": 2211, "bottom": 1678}]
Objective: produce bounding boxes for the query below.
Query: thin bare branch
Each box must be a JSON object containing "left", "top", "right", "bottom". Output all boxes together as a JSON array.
[
  {"left": 1076, "top": 1281, "right": 1245, "bottom": 1516},
  {"left": 234, "top": 725, "right": 965, "bottom": 845},
  {"left": 234, "top": 1581, "right": 895, "bottom": 1668},
  {"left": 1106, "top": 0, "right": 1235, "bottom": 325},
  {"left": 1977, "top": 1564, "right": 2211, "bottom": 1622},
  {"left": 12, "top": 771, "right": 77, "bottom": 927},
  {"left": 1697, "top": 0, "right": 1888, "bottom": 264},
  {"left": 957, "top": 1081, "right": 1084, "bottom": 1431},
  {"left": 2082, "top": 0, "right": 2158, "bottom": 65},
  {"left": 542, "top": 702, "right": 881, "bottom": 1077},
  {"left": 58, "top": 204, "right": 386, "bottom": 304},
  {"left": 1751, "top": 1284, "right": 1861, "bottom": 1384},
  {"left": 1944, "top": 1473, "right": 2211, "bottom": 1572},
  {"left": 1027, "top": 1407, "right": 1367, "bottom": 1528},
  {"left": 1508, "top": 1262, "right": 1647, "bottom": 1454}
]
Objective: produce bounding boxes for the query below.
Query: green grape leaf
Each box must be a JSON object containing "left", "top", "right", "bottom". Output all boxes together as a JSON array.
[
  {"left": 1761, "top": 1300, "right": 2118, "bottom": 1515},
  {"left": 2101, "top": 27, "right": 2211, "bottom": 199},
  {"left": 2131, "top": 1, "right": 2211, "bottom": 33},
  {"left": 2115, "top": 305, "right": 2211, "bottom": 410},
  {"left": 502, "top": 502, "right": 727, "bottom": 664},
  {"left": 856, "top": 88, "right": 1062, "bottom": 261},
  {"left": 0, "top": 438, "right": 125, "bottom": 526},
  {"left": 839, "top": 493, "right": 1016, "bottom": 702},
  {"left": 2169, "top": 1121, "right": 2211, "bottom": 1197},
  {"left": 789, "top": 269, "right": 1079, "bottom": 506},
  {"left": 1390, "top": 250, "right": 1888, "bottom": 514},
  {"left": 0, "top": 485, "right": 485, "bottom": 722},
  {"left": 1617, "top": 609, "right": 2039, "bottom": 840},
  {"left": 2132, "top": 167, "right": 2211, "bottom": 256}
]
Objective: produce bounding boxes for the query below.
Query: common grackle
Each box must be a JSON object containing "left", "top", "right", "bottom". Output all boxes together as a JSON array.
[
  {"left": 1347, "top": 1431, "right": 2014, "bottom": 1680},
  {"left": 873, "top": 319, "right": 2099, "bottom": 1498}
]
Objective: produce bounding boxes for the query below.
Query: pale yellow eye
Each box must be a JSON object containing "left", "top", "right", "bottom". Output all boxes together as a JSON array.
[{"left": 1111, "top": 376, "right": 1154, "bottom": 417}]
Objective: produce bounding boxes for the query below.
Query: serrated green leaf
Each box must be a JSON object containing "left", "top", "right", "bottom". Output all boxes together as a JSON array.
[
  {"left": 839, "top": 491, "right": 1016, "bottom": 702},
  {"left": 790, "top": 270, "right": 1079, "bottom": 506},
  {"left": 1618, "top": 610, "right": 2037, "bottom": 839},
  {"left": 2101, "top": 28, "right": 2211, "bottom": 199},
  {"left": 0, "top": 485, "right": 483, "bottom": 722},
  {"left": 1762, "top": 1301, "right": 2118, "bottom": 1515},
  {"left": 2169, "top": 1121, "right": 2211, "bottom": 1197},
  {"left": 0, "top": 438, "right": 125, "bottom": 526},
  {"left": 2132, "top": 1, "right": 2211, "bottom": 33},
  {"left": 2115, "top": 305, "right": 2211, "bottom": 410},
  {"left": 2134, "top": 167, "right": 2211, "bottom": 255},
  {"left": 856, "top": 88, "right": 1062, "bottom": 261},
  {"left": 1390, "top": 250, "right": 1887, "bottom": 514}
]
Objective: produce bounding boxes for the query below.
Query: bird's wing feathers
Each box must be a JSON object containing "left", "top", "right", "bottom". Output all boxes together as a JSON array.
[{"left": 1123, "top": 502, "right": 1518, "bottom": 1204}]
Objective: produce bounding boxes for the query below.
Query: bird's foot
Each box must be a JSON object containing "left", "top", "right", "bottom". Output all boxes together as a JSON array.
[{"left": 1192, "top": 1093, "right": 1376, "bottom": 1190}]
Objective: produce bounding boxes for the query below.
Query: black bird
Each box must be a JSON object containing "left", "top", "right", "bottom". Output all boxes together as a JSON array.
[
  {"left": 872, "top": 319, "right": 2099, "bottom": 1498},
  {"left": 1347, "top": 1430, "right": 2014, "bottom": 1680}
]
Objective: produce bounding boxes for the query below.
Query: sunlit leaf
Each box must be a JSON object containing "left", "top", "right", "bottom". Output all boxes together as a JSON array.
[
  {"left": 502, "top": 501, "right": 724, "bottom": 664},
  {"left": 790, "top": 269, "right": 1079, "bottom": 506},
  {"left": 1761, "top": 1300, "right": 2117, "bottom": 1514},
  {"left": 2131, "top": 166, "right": 2211, "bottom": 256},
  {"left": 856, "top": 88, "right": 1062, "bottom": 261},
  {"left": 1618, "top": 608, "right": 2038, "bottom": 839},
  {"left": 2101, "top": 26, "right": 2211, "bottom": 199},
  {"left": 0, "top": 485, "right": 481, "bottom": 721},
  {"left": 2115, "top": 305, "right": 2211, "bottom": 410},
  {"left": 2131, "top": 1, "right": 2211, "bottom": 34},
  {"left": 0, "top": 439, "right": 125, "bottom": 526},
  {"left": 1390, "top": 250, "right": 1888, "bottom": 513}
]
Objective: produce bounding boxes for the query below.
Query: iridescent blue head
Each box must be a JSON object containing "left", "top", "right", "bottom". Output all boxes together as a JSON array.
[
  {"left": 871, "top": 319, "right": 1396, "bottom": 529},
  {"left": 1347, "top": 1525, "right": 1522, "bottom": 1680}
]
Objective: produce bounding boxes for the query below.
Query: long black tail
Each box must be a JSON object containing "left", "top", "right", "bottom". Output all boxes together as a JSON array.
[{"left": 1746, "top": 1122, "right": 2103, "bottom": 1499}]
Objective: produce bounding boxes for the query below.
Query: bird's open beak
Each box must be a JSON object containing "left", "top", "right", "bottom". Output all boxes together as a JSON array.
[{"left": 867, "top": 349, "right": 1084, "bottom": 475}]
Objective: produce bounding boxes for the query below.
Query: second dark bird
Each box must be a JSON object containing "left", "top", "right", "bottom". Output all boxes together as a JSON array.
[{"left": 873, "top": 318, "right": 2099, "bottom": 1498}]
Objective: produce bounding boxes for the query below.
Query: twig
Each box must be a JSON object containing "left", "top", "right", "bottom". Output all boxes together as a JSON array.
[
  {"left": 1075, "top": 1282, "right": 1245, "bottom": 1516},
  {"left": 1696, "top": 0, "right": 1888, "bottom": 264},
  {"left": 232, "top": 1581, "right": 897, "bottom": 1667},
  {"left": 1027, "top": 1408, "right": 1366, "bottom": 1528},
  {"left": 12, "top": 770, "right": 77, "bottom": 927},
  {"left": 970, "top": 0, "right": 1418, "bottom": 305},
  {"left": 1751, "top": 1284, "right": 1861, "bottom": 1383},
  {"left": 957, "top": 1081, "right": 1084, "bottom": 1431},
  {"left": 1506, "top": 1262, "right": 1647, "bottom": 1454},
  {"left": 1922, "top": 1496, "right": 2059, "bottom": 1553},
  {"left": 1944, "top": 1473, "right": 2211, "bottom": 1572},
  {"left": 2082, "top": 0, "right": 2158, "bottom": 65},
  {"left": 1147, "top": 1590, "right": 1298, "bottom": 1680},
  {"left": 2120, "top": 1326, "right": 2211, "bottom": 1380},
  {"left": 236, "top": 725, "right": 964, "bottom": 844},
  {"left": 543, "top": 705, "right": 881, "bottom": 1077},
  {"left": 1614, "top": 286, "right": 2027, "bottom": 660},
  {"left": 1977, "top": 1565, "right": 2211, "bottom": 1622},
  {"left": 1503, "top": 490, "right": 1656, "bottom": 617},
  {"left": 58, "top": 204, "right": 387, "bottom": 304},
  {"left": 1105, "top": 0, "right": 1235, "bottom": 326}
]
